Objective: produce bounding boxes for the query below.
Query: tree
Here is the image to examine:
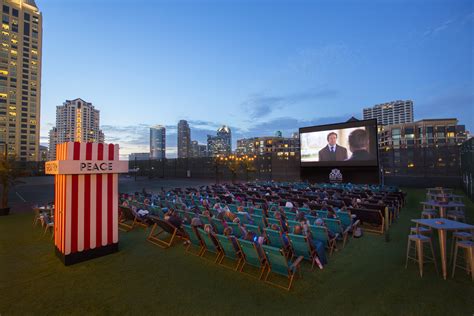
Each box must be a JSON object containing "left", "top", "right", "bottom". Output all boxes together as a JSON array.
[{"left": 0, "top": 154, "right": 23, "bottom": 215}]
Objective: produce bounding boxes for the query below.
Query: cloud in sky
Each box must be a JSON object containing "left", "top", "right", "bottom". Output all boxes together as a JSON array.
[
  {"left": 423, "top": 11, "right": 474, "bottom": 38},
  {"left": 241, "top": 88, "right": 340, "bottom": 120}
]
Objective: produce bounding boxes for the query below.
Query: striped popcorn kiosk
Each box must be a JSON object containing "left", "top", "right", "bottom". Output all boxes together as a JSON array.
[{"left": 45, "top": 142, "right": 128, "bottom": 265}]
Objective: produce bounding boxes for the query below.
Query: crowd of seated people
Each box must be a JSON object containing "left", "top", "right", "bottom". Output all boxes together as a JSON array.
[{"left": 119, "top": 182, "right": 405, "bottom": 267}]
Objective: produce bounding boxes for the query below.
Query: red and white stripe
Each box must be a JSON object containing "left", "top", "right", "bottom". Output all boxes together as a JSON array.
[{"left": 54, "top": 142, "right": 121, "bottom": 255}]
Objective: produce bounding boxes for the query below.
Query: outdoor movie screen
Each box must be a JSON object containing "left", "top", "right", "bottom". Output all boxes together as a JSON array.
[{"left": 299, "top": 119, "right": 378, "bottom": 167}]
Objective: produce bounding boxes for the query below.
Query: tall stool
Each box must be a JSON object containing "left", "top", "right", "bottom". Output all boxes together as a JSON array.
[
  {"left": 405, "top": 234, "right": 438, "bottom": 277},
  {"left": 421, "top": 209, "right": 437, "bottom": 219},
  {"left": 452, "top": 240, "right": 474, "bottom": 281},
  {"left": 410, "top": 226, "right": 431, "bottom": 236},
  {"left": 450, "top": 231, "right": 473, "bottom": 262},
  {"left": 447, "top": 211, "right": 466, "bottom": 223}
]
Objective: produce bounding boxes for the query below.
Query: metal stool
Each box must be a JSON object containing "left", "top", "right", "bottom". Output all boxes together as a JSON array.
[
  {"left": 452, "top": 240, "right": 474, "bottom": 281},
  {"left": 421, "top": 209, "right": 437, "bottom": 219},
  {"left": 405, "top": 234, "right": 438, "bottom": 277},
  {"left": 447, "top": 211, "right": 466, "bottom": 223},
  {"left": 410, "top": 226, "right": 431, "bottom": 235},
  {"left": 450, "top": 231, "right": 473, "bottom": 263}
]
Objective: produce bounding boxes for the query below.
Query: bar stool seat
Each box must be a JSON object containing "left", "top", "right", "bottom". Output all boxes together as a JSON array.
[
  {"left": 451, "top": 231, "right": 473, "bottom": 260},
  {"left": 452, "top": 240, "right": 474, "bottom": 281},
  {"left": 410, "top": 227, "right": 431, "bottom": 235},
  {"left": 421, "top": 209, "right": 437, "bottom": 219},
  {"left": 447, "top": 211, "right": 466, "bottom": 222},
  {"left": 405, "top": 234, "right": 438, "bottom": 277}
]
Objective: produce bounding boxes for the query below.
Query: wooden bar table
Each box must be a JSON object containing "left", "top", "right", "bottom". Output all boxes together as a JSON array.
[
  {"left": 420, "top": 201, "right": 465, "bottom": 218},
  {"left": 411, "top": 218, "right": 474, "bottom": 280}
]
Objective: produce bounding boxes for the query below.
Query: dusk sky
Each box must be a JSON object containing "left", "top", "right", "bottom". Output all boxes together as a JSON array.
[{"left": 38, "top": 0, "right": 473, "bottom": 158}]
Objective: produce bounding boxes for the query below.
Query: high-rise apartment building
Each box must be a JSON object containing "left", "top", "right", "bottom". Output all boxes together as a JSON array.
[
  {"left": 190, "top": 140, "right": 207, "bottom": 157},
  {"left": 363, "top": 100, "right": 414, "bottom": 126},
  {"left": 150, "top": 125, "right": 165, "bottom": 159},
  {"left": 177, "top": 119, "right": 190, "bottom": 158},
  {"left": 48, "top": 98, "right": 104, "bottom": 160},
  {"left": 236, "top": 135, "right": 300, "bottom": 158},
  {"left": 1, "top": 0, "right": 42, "bottom": 161},
  {"left": 207, "top": 125, "right": 231, "bottom": 156}
]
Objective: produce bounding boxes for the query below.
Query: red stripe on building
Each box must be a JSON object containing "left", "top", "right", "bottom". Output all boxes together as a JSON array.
[
  {"left": 71, "top": 174, "right": 78, "bottom": 253},
  {"left": 98, "top": 143, "right": 104, "bottom": 160},
  {"left": 107, "top": 173, "right": 113, "bottom": 244},
  {"left": 84, "top": 143, "right": 92, "bottom": 250},
  {"left": 96, "top": 174, "right": 102, "bottom": 245},
  {"left": 73, "top": 142, "right": 81, "bottom": 160},
  {"left": 84, "top": 174, "right": 91, "bottom": 251},
  {"left": 107, "top": 144, "right": 115, "bottom": 245}
]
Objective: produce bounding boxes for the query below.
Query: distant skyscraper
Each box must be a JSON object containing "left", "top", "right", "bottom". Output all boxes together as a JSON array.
[
  {"left": 236, "top": 135, "right": 300, "bottom": 157},
  {"left": 47, "top": 126, "right": 57, "bottom": 161},
  {"left": 48, "top": 98, "right": 104, "bottom": 160},
  {"left": 207, "top": 125, "right": 231, "bottom": 156},
  {"left": 363, "top": 100, "right": 414, "bottom": 126},
  {"left": 1, "top": 0, "right": 43, "bottom": 161},
  {"left": 177, "top": 119, "right": 191, "bottom": 158},
  {"left": 191, "top": 140, "right": 207, "bottom": 157},
  {"left": 150, "top": 125, "right": 165, "bottom": 159}
]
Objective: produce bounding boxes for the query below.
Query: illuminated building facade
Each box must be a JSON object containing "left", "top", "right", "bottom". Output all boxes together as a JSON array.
[
  {"left": 177, "top": 119, "right": 190, "bottom": 158},
  {"left": 207, "top": 125, "right": 231, "bottom": 157},
  {"left": 150, "top": 125, "right": 165, "bottom": 159},
  {"left": 363, "top": 100, "right": 413, "bottom": 126},
  {"left": 0, "top": 0, "right": 42, "bottom": 161},
  {"left": 48, "top": 98, "right": 104, "bottom": 160},
  {"left": 378, "top": 118, "right": 468, "bottom": 176}
]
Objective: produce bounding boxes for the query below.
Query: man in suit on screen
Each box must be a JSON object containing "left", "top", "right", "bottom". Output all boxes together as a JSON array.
[{"left": 318, "top": 132, "right": 348, "bottom": 161}]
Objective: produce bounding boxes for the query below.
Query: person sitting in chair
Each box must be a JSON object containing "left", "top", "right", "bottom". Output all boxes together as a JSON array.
[{"left": 318, "top": 132, "right": 348, "bottom": 161}]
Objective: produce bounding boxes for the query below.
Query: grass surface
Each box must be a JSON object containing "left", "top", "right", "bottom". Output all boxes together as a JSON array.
[{"left": 1, "top": 188, "right": 473, "bottom": 315}]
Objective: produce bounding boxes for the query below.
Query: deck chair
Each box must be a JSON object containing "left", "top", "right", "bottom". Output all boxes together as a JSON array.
[
  {"left": 288, "top": 233, "right": 319, "bottom": 270},
  {"left": 211, "top": 218, "right": 226, "bottom": 234},
  {"left": 118, "top": 206, "right": 148, "bottom": 232},
  {"left": 337, "top": 211, "right": 361, "bottom": 238},
  {"left": 286, "top": 220, "right": 300, "bottom": 232},
  {"left": 285, "top": 212, "right": 297, "bottom": 221},
  {"left": 147, "top": 216, "right": 185, "bottom": 248},
  {"left": 236, "top": 213, "right": 250, "bottom": 225},
  {"left": 309, "top": 225, "right": 337, "bottom": 255},
  {"left": 182, "top": 225, "right": 204, "bottom": 256},
  {"left": 215, "top": 234, "right": 243, "bottom": 270},
  {"left": 263, "top": 228, "right": 290, "bottom": 256},
  {"left": 306, "top": 215, "right": 317, "bottom": 224},
  {"left": 148, "top": 206, "right": 165, "bottom": 219},
  {"left": 199, "top": 214, "right": 212, "bottom": 225},
  {"left": 316, "top": 210, "right": 328, "bottom": 218},
  {"left": 237, "top": 239, "right": 267, "bottom": 279},
  {"left": 266, "top": 217, "right": 283, "bottom": 229},
  {"left": 261, "top": 244, "right": 304, "bottom": 291},
  {"left": 244, "top": 224, "right": 261, "bottom": 236},
  {"left": 228, "top": 222, "right": 243, "bottom": 238},
  {"left": 196, "top": 228, "right": 223, "bottom": 263},
  {"left": 324, "top": 218, "right": 350, "bottom": 248},
  {"left": 252, "top": 208, "right": 265, "bottom": 217},
  {"left": 250, "top": 214, "right": 265, "bottom": 231}
]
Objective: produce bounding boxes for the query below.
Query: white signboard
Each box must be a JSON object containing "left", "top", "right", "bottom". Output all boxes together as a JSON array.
[{"left": 46, "top": 160, "right": 129, "bottom": 175}]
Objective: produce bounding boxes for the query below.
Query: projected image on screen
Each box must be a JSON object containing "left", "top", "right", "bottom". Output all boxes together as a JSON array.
[{"left": 300, "top": 120, "right": 378, "bottom": 167}]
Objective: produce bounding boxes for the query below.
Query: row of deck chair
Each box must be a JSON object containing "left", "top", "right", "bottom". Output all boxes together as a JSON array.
[{"left": 183, "top": 224, "right": 305, "bottom": 291}]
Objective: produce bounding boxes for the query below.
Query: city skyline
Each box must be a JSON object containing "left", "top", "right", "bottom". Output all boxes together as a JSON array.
[{"left": 36, "top": 0, "right": 473, "bottom": 158}]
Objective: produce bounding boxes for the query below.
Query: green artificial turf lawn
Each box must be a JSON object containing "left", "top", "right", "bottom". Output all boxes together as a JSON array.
[{"left": 1, "top": 188, "right": 473, "bottom": 315}]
